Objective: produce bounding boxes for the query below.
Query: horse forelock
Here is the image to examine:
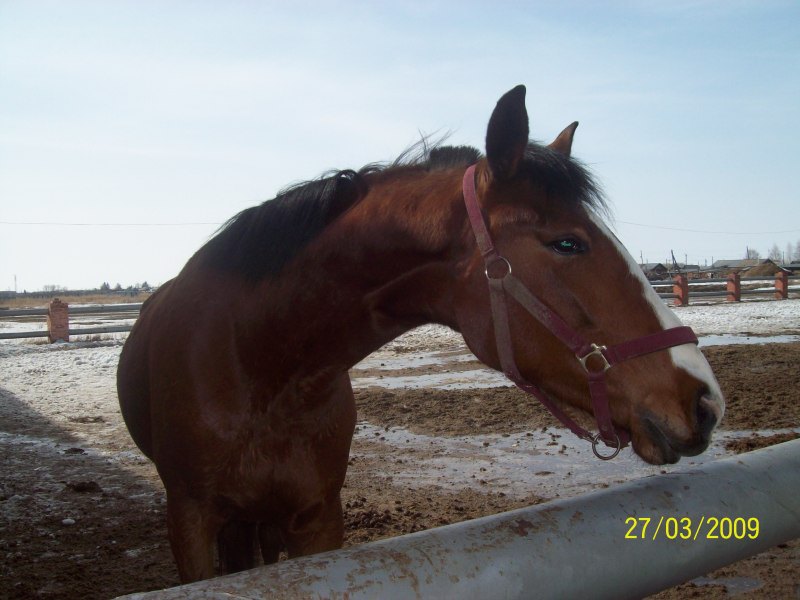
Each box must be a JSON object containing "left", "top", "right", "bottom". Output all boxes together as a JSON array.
[
  {"left": 393, "top": 137, "right": 605, "bottom": 214},
  {"left": 519, "top": 143, "right": 607, "bottom": 215}
]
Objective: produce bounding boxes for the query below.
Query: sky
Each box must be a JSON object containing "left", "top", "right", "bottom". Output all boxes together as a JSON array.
[{"left": 1, "top": 0, "right": 799, "bottom": 292}]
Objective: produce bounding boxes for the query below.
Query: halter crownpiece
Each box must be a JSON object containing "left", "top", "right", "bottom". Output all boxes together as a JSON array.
[{"left": 462, "top": 164, "right": 699, "bottom": 460}]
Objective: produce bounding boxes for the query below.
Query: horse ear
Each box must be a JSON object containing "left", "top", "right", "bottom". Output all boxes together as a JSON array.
[
  {"left": 485, "top": 85, "right": 529, "bottom": 180},
  {"left": 548, "top": 121, "right": 579, "bottom": 157}
]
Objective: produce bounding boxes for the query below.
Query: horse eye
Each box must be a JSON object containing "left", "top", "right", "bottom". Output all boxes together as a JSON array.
[{"left": 550, "top": 238, "right": 586, "bottom": 255}]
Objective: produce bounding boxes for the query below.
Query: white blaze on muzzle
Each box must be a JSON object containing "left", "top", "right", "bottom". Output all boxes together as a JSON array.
[{"left": 588, "top": 212, "right": 725, "bottom": 421}]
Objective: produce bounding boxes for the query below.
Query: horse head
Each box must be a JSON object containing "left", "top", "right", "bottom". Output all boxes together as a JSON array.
[{"left": 454, "top": 86, "right": 724, "bottom": 465}]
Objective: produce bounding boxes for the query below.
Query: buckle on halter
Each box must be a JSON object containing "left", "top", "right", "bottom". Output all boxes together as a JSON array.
[{"left": 577, "top": 344, "right": 611, "bottom": 374}]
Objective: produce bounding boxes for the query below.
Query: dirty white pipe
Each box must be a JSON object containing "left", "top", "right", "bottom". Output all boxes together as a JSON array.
[{"left": 121, "top": 439, "right": 800, "bottom": 600}]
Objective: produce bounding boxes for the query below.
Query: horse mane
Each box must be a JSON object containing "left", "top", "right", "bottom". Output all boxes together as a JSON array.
[
  {"left": 194, "top": 169, "right": 367, "bottom": 281},
  {"left": 194, "top": 138, "right": 603, "bottom": 281}
]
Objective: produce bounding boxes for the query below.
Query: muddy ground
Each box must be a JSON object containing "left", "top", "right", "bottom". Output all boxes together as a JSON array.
[{"left": 1, "top": 342, "right": 798, "bottom": 599}]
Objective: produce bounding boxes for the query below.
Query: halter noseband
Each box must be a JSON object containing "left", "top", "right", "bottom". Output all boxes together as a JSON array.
[{"left": 462, "top": 164, "right": 699, "bottom": 460}]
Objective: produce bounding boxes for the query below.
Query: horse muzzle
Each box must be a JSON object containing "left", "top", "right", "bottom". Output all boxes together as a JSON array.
[{"left": 635, "top": 389, "right": 724, "bottom": 465}]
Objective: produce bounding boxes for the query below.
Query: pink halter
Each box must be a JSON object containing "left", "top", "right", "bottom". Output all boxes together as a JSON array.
[{"left": 462, "top": 164, "right": 699, "bottom": 459}]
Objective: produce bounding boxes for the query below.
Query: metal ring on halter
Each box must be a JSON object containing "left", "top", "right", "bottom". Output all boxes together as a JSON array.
[
  {"left": 591, "top": 432, "right": 622, "bottom": 461},
  {"left": 485, "top": 256, "right": 512, "bottom": 280}
]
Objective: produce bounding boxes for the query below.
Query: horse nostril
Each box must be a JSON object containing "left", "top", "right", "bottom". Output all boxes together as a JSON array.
[{"left": 695, "top": 387, "right": 719, "bottom": 436}]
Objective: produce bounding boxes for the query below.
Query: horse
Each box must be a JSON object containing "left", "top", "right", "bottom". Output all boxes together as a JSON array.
[{"left": 117, "top": 85, "right": 724, "bottom": 583}]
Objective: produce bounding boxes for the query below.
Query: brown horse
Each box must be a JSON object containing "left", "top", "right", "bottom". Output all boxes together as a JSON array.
[{"left": 117, "top": 85, "right": 724, "bottom": 583}]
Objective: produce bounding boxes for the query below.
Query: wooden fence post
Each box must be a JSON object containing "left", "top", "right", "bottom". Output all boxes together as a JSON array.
[
  {"left": 775, "top": 270, "right": 789, "bottom": 300},
  {"left": 726, "top": 273, "right": 741, "bottom": 302},
  {"left": 47, "top": 298, "right": 69, "bottom": 343},
  {"left": 672, "top": 275, "right": 689, "bottom": 307}
]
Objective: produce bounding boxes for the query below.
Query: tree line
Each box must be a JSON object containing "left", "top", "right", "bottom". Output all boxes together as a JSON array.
[
  {"left": 99, "top": 281, "right": 152, "bottom": 292},
  {"left": 747, "top": 239, "right": 800, "bottom": 263}
]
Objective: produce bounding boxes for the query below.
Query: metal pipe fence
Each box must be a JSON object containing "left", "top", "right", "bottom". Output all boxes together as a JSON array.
[{"left": 119, "top": 439, "right": 800, "bottom": 600}]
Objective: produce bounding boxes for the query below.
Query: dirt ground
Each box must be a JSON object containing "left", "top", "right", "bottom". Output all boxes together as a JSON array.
[{"left": 1, "top": 342, "right": 798, "bottom": 599}]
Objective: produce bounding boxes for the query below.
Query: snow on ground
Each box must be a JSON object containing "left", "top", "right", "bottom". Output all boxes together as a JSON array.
[
  {"left": 0, "top": 299, "right": 798, "bottom": 501},
  {"left": 1, "top": 296, "right": 797, "bottom": 340},
  {"left": 378, "top": 298, "right": 800, "bottom": 354},
  {"left": 1, "top": 299, "right": 798, "bottom": 415},
  {"left": 669, "top": 299, "right": 800, "bottom": 336},
  {"left": 351, "top": 421, "right": 797, "bottom": 500}
]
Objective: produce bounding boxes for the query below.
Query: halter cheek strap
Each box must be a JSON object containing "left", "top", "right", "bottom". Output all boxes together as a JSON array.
[{"left": 462, "top": 164, "right": 699, "bottom": 460}]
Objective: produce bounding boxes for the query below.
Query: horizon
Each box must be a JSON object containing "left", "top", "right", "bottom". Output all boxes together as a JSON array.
[
  {"left": 2, "top": 1, "right": 799, "bottom": 291},
  {"left": 5, "top": 255, "right": 795, "bottom": 297}
]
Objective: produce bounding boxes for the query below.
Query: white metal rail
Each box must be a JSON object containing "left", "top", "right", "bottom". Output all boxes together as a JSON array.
[{"left": 120, "top": 439, "right": 800, "bottom": 600}]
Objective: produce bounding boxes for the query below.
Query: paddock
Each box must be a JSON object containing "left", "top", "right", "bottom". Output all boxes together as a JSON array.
[{"left": 0, "top": 300, "right": 798, "bottom": 598}]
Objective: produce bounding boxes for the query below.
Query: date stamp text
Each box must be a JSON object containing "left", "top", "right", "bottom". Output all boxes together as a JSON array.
[{"left": 625, "top": 516, "right": 760, "bottom": 541}]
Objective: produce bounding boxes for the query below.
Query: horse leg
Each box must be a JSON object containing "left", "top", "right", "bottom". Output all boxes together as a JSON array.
[
  {"left": 217, "top": 520, "right": 258, "bottom": 573},
  {"left": 257, "top": 523, "right": 284, "bottom": 564},
  {"left": 277, "top": 373, "right": 353, "bottom": 560},
  {"left": 166, "top": 494, "right": 220, "bottom": 583},
  {"left": 284, "top": 492, "right": 345, "bottom": 558}
]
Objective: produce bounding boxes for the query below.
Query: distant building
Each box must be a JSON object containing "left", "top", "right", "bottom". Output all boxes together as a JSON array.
[
  {"left": 711, "top": 259, "right": 760, "bottom": 271},
  {"left": 675, "top": 265, "right": 702, "bottom": 279},
  {"left": 639, "top": 263, "right": 668, "bottom": 280},
  {"left": 783, "top": 261, "right": 800, "bottom": 274},
  {"left": 640, "top": 263, "right": 705, "bottom": 280},
  {"left": 710, "top": 259, "right": 783, "bottom": 276}
]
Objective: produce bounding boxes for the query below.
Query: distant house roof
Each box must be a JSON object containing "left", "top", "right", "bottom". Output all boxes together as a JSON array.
[
  {"left": 639, "top": 263, "right": 669, "bottom": 281},
  {"left": 711, "top": 259, "right": 760, "bottom": 269},
  {"left": 711, "top": 259, "right": 783, "bottom": 275}
]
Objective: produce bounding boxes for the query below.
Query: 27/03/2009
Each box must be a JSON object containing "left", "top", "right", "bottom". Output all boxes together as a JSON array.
[{"left": 624, "top": 516, "right": 760, "bottom": 541}]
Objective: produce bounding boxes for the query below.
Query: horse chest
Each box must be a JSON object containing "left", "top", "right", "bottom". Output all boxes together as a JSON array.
[{"left": 215, "top": 404, "right": 354, "bottom": 517}]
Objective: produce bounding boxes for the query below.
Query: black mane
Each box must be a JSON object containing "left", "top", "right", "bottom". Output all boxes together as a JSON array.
[
  {"left": 194, "top": 139, "right": 602, "bottom": 281},
  {"left": 195, "top": 169, "right": 366, "bottom": 281}
]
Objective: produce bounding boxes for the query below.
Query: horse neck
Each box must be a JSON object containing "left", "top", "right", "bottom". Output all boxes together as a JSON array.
[{"left": 259, "top": 169, "right": 467, "bottom": 373}]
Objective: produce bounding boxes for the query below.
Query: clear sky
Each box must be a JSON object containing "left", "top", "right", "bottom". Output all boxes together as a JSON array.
[{"left": 1, "top": 0, "right": 799, "bottom": 292}]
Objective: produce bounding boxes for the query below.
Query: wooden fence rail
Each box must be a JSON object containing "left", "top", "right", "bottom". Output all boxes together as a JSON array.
[
  {"left": 657, "top": 272, "right": 797, "bottom": 306},
  {"left": 0, "top": 300, "right": 142, "bottom": 341},
  {"left": 0, "top": 273, "right": 797, "bottom": 342}
]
